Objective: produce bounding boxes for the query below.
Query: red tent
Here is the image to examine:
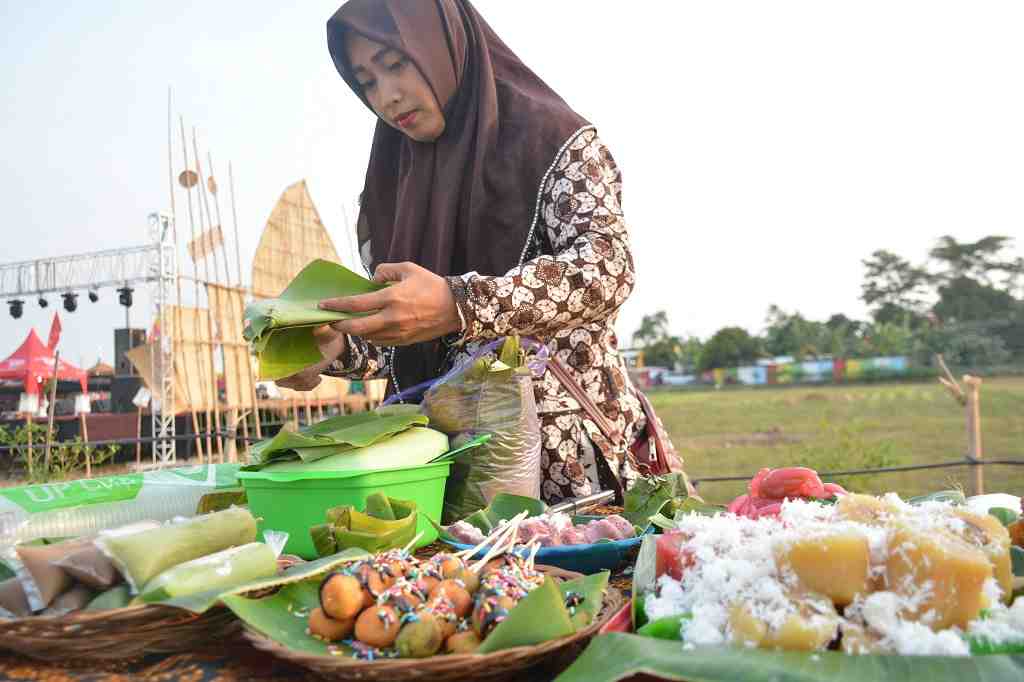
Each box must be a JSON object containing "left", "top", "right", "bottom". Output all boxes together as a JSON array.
[{"left": 0, "top": 328, "right": 88, "bottom": 395}]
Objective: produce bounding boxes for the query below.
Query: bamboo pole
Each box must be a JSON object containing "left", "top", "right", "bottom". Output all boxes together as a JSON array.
[
  {"left": 26, "top": 414, "right": 33, "bottom": 480},
  {"left": 192, "top": 134, "right": 227, "bottom": 463},
  {"left": 179, "top": 116, "right": 216, "bottom": 462},
  {"left": 135, "top": 408, "right": 143, "bottom": 468},
  {"left": 191, "top": 410, "right": 204, "bottom": 465},
  {"left": 167, "top": 91, "right": 201, "bottom": 464},
  {"left": 43, "top": 352, "right": 60, "bottom": 478},
  {"left": 79, "top": 413, "right": 91, "bottom": 478},
  {"left": 964, "top": 375, "right": 984, "bottom": 496}
]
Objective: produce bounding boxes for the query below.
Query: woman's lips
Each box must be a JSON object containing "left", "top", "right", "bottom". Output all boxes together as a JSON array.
[{"left": 395, "top": 111, "right": 418, "bottom": 129}]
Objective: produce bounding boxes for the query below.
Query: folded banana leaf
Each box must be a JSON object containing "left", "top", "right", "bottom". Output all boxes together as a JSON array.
[
  {"left": 554, "top": 633, "right": 1024, "bottom": 682},
  {"left": 248, "top": 409, "right": 429, "bottom": 467},
  {"left": 622, "top": 473, "right": 708, "bottom": 527},
  {"left": 313, "top": 494, "right": 418, "bottom": 556},
  {"left": 244, "top": 260, "right": 386, "bottom": 380},
  {"left": 196, "top": 488, "right": 248, "bottom": 515},
  {"left": 136, "top": 542, "right": 279, "bottom": 604},
  {"left": 164, "top": 547, "right": 369, "bottom": 615}
]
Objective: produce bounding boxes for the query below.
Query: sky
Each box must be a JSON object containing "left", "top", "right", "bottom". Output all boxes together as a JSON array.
[{"left": 1, "top": 1, "right": 1022, "bottom": 369}]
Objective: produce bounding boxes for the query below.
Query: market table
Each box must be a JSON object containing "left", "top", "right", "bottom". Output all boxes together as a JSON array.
[{"left": 0, "top": 517, "right": 638, "bottom": 682}]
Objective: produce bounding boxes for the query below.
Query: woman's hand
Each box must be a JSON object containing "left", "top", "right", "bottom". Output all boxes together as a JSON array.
[
  {"left": 275, "top": 325, "right": 348, "bottom": 391},
  {"left": 319, "top": 262, "right": 460, "bottom": 346}
]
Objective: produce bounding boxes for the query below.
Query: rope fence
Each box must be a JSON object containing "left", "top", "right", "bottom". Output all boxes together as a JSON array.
[{"left": 691, "top": 457, "right": 1024, "bottom": 486}]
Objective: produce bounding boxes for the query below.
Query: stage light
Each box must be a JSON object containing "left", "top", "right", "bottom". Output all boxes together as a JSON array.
[
  {"left": 88, "top": 290, "right": 99, "bottom": 303},
  {"left": 38, "top": 296, "right": 48, "bottom": 309},
  {"left": 118, "top": 287, "right": 134, "bottom": 308},
  {"left": 8, "top": 300, "right": 24, "bottom": 319},
  {"left": 62, "top": 292, "right": 78, "bottom": 313}
]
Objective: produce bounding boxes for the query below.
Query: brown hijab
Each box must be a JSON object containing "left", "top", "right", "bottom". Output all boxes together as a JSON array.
[{"left": 327, "top": 0, "right": 589, "bottom": 392}]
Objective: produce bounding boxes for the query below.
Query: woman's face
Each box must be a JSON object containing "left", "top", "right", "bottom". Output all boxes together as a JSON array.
[{"left": 346, "top": 32, "right": 446, "bottom": 143}]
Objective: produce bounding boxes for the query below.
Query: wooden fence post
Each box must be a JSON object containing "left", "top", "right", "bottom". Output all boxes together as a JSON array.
[{"left": 964, "top": 375, "right": 984, "bottom": 496}]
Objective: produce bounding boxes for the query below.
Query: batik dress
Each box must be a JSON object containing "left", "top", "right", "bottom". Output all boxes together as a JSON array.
[{"left": 327, "top": 127, "right": 645, "bottom": 504}]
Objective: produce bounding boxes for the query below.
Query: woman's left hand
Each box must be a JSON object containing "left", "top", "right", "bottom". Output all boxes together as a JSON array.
[{"left": 319, "top": 262, "right": 461, "bottom": 346}]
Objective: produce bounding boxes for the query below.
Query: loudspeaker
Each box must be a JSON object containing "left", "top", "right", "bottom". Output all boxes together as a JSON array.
[
  {"left": 114, "top": 328, "right": 147, "bottom": 377},
  {"left": 110, "top": 376, "right": 142, "bottom": 413}
]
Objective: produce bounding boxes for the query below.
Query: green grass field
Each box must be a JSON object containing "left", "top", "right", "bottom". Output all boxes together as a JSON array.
[{"left": 650, "top": 377, "right": 1024, "bottom": 505}]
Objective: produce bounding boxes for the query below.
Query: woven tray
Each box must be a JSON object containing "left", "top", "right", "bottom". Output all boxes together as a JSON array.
[
  {"left": 0, "top": 556, "right": 295, "bottom": 662},
  {"left": 243, "top": 566, "right": 626, "bottom": 682},
  {"left": 0, "top": 603, "right": 239, "bottom": 662}
]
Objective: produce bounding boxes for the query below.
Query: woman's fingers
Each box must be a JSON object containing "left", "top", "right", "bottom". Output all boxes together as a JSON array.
[
  {"left": 319, "top": 289, "right": 390, "bottom": 314},
  {"left": 373, "top": 261, "right": 415, "bottom": 284},
  {"left": 333, "top": 310, "right": 394, "bottom": 339}
]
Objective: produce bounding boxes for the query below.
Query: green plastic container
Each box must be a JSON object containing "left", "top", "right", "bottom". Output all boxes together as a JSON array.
[{"left": 237, "top": 461, "right": 451, "bottom": 559}]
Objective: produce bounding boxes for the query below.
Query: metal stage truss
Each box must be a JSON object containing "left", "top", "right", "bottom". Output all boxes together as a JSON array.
[{"left": 0, "top": 212, "right": 180, "bottom": 463}]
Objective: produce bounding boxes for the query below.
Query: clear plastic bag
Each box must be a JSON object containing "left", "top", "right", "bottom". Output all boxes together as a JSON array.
[{"left": 416, "top": 337, "right": 546, "bottom": 523}]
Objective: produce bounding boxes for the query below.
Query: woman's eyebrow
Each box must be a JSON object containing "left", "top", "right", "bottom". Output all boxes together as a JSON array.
[{"left": 371, "top": 47, "right": 398, "bottom": 64}]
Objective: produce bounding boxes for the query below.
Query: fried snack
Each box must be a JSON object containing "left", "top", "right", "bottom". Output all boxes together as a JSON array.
[{"left": 308, "top": 606, "right": 354, "bottom": 642}]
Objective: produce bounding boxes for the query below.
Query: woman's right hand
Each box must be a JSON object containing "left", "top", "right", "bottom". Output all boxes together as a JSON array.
[{"left": 275, "top": 325, "right": 348, "bottom": 391}]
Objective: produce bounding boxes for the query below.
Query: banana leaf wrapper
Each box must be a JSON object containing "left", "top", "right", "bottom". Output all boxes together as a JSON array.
[
  {"left": 310, "top": 524, "right": 337, "bottom": 557},
  {"left": 197, "top": 488, "right": 248, "bottom": 515},
  {"left": 95, "top": 507, "right": 257, "bottom": 593},
  {"left": 322, "top": 497, "right": 419, "bottom": 555},
  {"left": 136, "top": 542, "right": 278, "bottom": 604},
  {"left": 243, "top": 260, "right": 385, "bottom": 380}
]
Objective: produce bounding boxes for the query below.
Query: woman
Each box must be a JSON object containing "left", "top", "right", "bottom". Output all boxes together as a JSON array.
[{"left": 280, "top": 0, "right": 676, "bottom": 504}]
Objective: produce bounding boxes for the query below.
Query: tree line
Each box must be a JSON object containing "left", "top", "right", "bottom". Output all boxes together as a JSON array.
[{"left": 633, "top": 235, "right": 1024, "bottom": 372}]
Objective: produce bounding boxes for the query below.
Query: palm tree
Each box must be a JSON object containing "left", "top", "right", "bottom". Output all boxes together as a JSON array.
[{"left": 929, "top": 235, "right": 1014, "bottom": 285}]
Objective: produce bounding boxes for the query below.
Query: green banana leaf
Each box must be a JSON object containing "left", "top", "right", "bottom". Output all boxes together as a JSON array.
[
  {"left": 554, "top": 633, "right": 1024, "bottom": 682},
  {"left": 86, "top": 584, "right": 132, "bottom": 611},
  {"left": 224, "top": 580, "right": 333, "bottom": 655},
  {"left": 622, "top": 474, "right": 696, "bottom": 527},
  {"left": 477, "top": 570, "right": 609, "bottom": 653},
  {"left": 429, "top": 493, "right": 548, "bottom": 543},
  {"left": 365, "top": 493, "right": 396, "bottom": 520},
  {"left": 312, "top": 494, "right": 418, "bottom": 556},
  {"left": 329, "top": 504, "right": 418, "bottom": 555},
  {"left": 196, "top": 488, "right": 248, "bottom": 515},
  {"left": 477, "top": 577, "right": 575, "bottom": 654},
  {"left": 310, "top": 524, "right": 337, "bottom": 557},
  {"left": 561, "top": 571, "right": 610, "bottom": 632},
  {"left": 249, "top": 410, "right": 429, "bottom": 466},
  {"left": 165, "top": 547, "right": 369, "bottom": 614},
  {"left": 244, "top": 260, "right": 386, "bottom": 380}
]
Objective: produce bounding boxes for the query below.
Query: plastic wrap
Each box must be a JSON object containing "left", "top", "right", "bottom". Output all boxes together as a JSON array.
[
  {"left": 0, "top": 464, "right": 242, "bottom": 554},
  {"left": 417, "top": 337, "right": 545, "bottom": 523}
]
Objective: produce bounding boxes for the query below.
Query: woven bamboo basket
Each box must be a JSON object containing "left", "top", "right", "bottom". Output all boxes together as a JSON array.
[
  {"left": 0, "top": 604, "right": 239, "bottom": 662},
  {"left": 0, "top": 556, "right": 293, "bottom": 662},
  {"left": 243, "top": 565, "right": 625, "bottom": 682}
]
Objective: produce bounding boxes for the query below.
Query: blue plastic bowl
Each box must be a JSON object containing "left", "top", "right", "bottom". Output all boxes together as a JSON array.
[{"left": 443, "top": 531, "right": 648, "bottom": 575}]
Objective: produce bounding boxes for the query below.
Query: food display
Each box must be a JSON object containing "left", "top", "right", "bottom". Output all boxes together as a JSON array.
[
  {"left": 220, "top": 512, "right": 614, "bottom": 670},
  {"left": 308, "top": 541, "right": 570, "bottom": 658},
  {"left": 447, "top": 513, "right": 636, "bottom": 547},
  {"left": 0, "top": 507, "right": 278, "bottom": 619},
  {"left": 641, "top": 490, "right": 1024, "bottom": 656},
  {"left": 435, "top": 493, "right": 643, "bottom": 574}
]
